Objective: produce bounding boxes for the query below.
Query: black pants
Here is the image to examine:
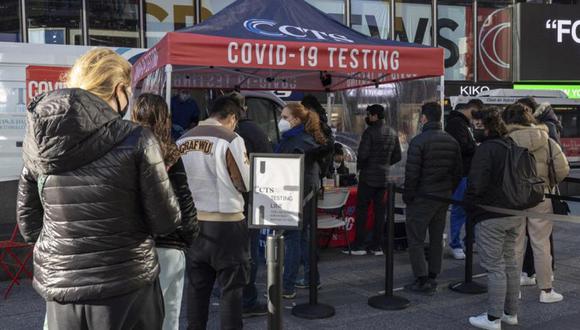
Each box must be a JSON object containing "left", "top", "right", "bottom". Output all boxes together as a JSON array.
[
  {"left": 187, "top": 220, "right": 250, "bottom": 330},
  {"left": 242, "top": 229, "right": 260, "bottom": 309},
  {"left": 46, "top": 279, "right": 164, "bottom": 330},
  {"left": 522, "top": 231, "right": 555, "bottom": 276},
  {"left": 354, "top": 181, "right": 387, "bottom": 249}
]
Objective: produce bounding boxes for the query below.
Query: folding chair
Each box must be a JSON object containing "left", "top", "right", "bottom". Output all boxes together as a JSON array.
[
  {"left": 0, "top": 224, "right": 34, "bottom": 299},
  {"left": 317, "top": 188, "right": 351, "bottom": 252}
]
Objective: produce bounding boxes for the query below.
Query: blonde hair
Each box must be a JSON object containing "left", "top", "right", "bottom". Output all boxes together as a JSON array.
[
  {"left": 285, "top": 103, "right": 327, "bottom": 145},
  {"left": 66, "top": 48, "right": 132, "bottom": 101}
]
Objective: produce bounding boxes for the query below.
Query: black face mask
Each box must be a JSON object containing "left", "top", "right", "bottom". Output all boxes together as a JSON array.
[
  {"left": 365, "top": 117, "right": 372, "bottom": 126},
  {"left": 115, "top": 88, "right": 129, "bottom": 118},
  {"left": 473, "top": 129, "right": 486, "bottom": 142}
]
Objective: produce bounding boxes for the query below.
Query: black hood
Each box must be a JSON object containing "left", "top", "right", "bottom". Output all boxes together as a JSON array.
[
  {"left": 23, "top": 88, "right": 136, "bottom": 175},
  {"left": 448, "top": 110, "right": 470, "bottom": 125}
]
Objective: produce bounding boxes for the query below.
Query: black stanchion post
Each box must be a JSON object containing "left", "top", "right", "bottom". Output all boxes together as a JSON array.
[
  {"left": 368, "top": 183, "right": 410, "bottom": 310},
  {"left": 267, "top": 231, "right": 284, "bottom": 330},
  {"left": 449, "top": 219, "right": 486, "bottom": 294},
  {"left": 292, "top": 190, "right": 335, "bottom": 319}
]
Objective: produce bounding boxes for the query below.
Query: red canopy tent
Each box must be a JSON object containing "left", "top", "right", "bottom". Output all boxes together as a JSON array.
[{"left": 132, "top": 0, "right": 444, "bottom": 100}]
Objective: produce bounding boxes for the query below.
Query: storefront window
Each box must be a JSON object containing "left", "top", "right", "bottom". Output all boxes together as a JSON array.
[
  {"left": 26, "top": 0, "right": 82, "bottom": 45},
  {"left": 477, "top": 1, "right": 513, "bottom": 81},
  {"left": 438, "top": 1, "right": 474, "bottom": 81},
  {"left": 395, "top": 0, "right": 433, "bottom": 45},
  {"left": 201, "top": 0, "right": 235, "bottom": 20},
  {"left": 305, "top": 0, "right": 344, "bottom": 23},
  {"left": 352, "top": 0, "right": 391, "bottom": 39},
  {"left": 147, "top": 0, "right": 196, "bottom": 46},
  {"left": 88, "top": 0, "right": 141, "bottom": 47},
  {"left": 0, "top": 1, "right": 20, "bottom": 42}
]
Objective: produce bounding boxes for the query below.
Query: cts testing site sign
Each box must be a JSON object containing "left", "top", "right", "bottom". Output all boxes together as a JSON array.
[{"left": 249, "top": 154, "right": 304, "bottom": 229}]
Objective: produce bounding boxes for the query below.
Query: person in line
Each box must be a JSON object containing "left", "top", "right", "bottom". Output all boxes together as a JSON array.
[
  {"left": 302, "top": 95, "right": 335, "bottom": 184},
  {"left": 228, "top": 92, "right": 272, "bottom": 318},
  {"left": 276, "top": 103, "right": 327, "bottom": 298},
  {"left": 517, "top": 97, "right": 562, "bottom": 285},
  {"left": 131, "top": 94, "right": 199, "bottom": 330},
  {"left": 445, "top": 101, "right": 480, "bottom": 260},
  {"left": 502, "top": 104, "right": 569, "bottom": 304},
  {"left": 171, "top": 89, "right": 200, "bottom": 140},
  {"left": 17, "top": 48, "right": 181, "bottom": 330},
  {"left": 403, "top": 102, "right": 461, "bottom": 295},
  {"left": 178, "top": 96, "right": 250, "bottom": 329},
  {"left": 465, "top": 108, "right": 524, "bottom": 330},
  {"left": 348, "top": 104, "right": 401, "bottom": 256},
  {"left": 517, "top": 97, "right": 562, "bottom": 143}
]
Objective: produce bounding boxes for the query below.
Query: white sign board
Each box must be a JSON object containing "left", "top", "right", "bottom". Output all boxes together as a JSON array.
[{"left": 249, "top": 154, "right": 304, "bottom": 229}]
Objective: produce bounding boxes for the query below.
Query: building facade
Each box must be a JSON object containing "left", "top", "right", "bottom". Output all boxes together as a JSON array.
[{"left": 0, "top": 0, "right": 578, "bottom": 92}]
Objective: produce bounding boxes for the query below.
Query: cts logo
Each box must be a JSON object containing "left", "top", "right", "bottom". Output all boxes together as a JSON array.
[
  {"left": 546, "top": 19, "right": 580, "bottom": 44},
  {"left": 243, "top": 19, "right": 354, "bottom": 43}
]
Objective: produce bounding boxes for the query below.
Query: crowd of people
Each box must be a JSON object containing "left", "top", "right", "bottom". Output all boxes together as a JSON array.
[{"left": 15, "top": 48, "right": 571, "bottom": 330}]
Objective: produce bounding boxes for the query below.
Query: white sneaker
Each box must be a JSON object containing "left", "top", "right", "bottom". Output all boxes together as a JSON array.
[
  {"left": 540, "top": 289, "right": 564, "bottom": 303},
  {"left": 520, "top": 273, "right": 536, "bottom": 286},
  {"left": 452, "top": 248, "right": 466, "bottom": 260},
  {"left": 501, "top": 313, "right": 518, "bottom": 326},
  {"left": 469, "top": 313, "right": 501, "bottom": 330}
]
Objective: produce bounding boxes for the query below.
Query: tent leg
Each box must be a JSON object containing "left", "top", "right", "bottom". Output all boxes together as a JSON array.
[
  {"left": 326, "top": 93, "right": 334, "bottom": 125},
  {"left": 165, "top": 64, "right": 173, "bottom": 113}
]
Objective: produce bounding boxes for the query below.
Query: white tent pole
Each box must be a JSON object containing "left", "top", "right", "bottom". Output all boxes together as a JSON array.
[
  {"left": 326, "top": 93, "right": 333, "bottom": 125},
  {"left": 165, "top": 64, "right": 173, "bottom": 113}
]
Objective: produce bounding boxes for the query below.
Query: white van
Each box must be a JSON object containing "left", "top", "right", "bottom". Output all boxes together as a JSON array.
[{"left": 0, "top": 42, "right": 144, "bottom": 182}]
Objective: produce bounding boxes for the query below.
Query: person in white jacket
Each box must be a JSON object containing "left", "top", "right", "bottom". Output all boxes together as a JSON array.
[{"left": 178, "top": 96, "right": 250, "bottom": 330}]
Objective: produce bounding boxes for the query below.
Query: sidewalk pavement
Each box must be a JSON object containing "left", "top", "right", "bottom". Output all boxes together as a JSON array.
[{"left": 3, "top": 218, "right": 580, "bottom": 329}]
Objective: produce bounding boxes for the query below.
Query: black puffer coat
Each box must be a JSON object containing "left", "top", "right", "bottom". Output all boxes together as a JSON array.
[
  {"left": 357, "top": 120, "right": 402, "bottom": 187},
  {"left": 445, "top": 111, "right": 476, "bottom": 176},
  {"left": 16, "top": 88, "right": 181, "bottom": 303},
  {"left": 403, "top": 121, "right": 462, "bottom": 203}
]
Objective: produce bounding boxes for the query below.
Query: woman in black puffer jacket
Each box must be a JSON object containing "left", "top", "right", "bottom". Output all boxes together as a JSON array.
[
  {"left": 132, "top": 93, "right": 199, "bottom": 330},
  {"left": 17, "top": 49, "right": 181, "bottom": 330}
]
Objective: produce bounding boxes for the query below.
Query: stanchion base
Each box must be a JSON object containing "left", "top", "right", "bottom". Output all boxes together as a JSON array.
[
  {"left": 449, "top": 281, "right": 487, "bottom": 294},
  {"left": 292, "top": 303, "right": 335, "bottom": 319},
  {"left": 368, "top": 294, "right": 410, "bottom": 310}
]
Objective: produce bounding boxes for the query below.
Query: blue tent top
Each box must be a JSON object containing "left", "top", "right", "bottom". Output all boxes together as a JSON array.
[{"left": 180, "top": 0, "right": 426, "bottom": 48}]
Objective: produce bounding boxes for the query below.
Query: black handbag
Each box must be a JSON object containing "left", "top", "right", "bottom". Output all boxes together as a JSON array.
[{"left": 548, "top": 140, "right": 570, "bottom": 215}]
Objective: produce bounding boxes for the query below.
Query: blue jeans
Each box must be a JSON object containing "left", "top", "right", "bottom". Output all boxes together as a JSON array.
[
  {"left": 283, "top": 226, "right": 310, "bottom": 292},
  {"left": 449, "top": 177, "right": 468, "bottom": 250}
]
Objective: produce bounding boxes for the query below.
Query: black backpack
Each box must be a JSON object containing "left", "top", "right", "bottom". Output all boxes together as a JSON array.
[{"left": 491, "top": 138, "right": 545, "bottom": 210}]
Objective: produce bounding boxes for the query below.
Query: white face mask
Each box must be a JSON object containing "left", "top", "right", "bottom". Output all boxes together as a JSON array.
[
  {"left": 278, "top": 119, "right": 292, "bottom": 133},
  {"left": 334, "top": 162, "right": 342, "bottom": 168}
]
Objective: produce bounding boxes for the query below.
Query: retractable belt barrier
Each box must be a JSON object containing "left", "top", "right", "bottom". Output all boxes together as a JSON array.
[{"left": 392, "top": 187, "right": 580, "bottom": 224}]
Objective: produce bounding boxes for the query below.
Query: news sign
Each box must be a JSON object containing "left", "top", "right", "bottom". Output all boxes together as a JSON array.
[
  {"left": 518, "top": 4, "right": 580, "bottom": 81},
  {"left": 25, "top": 65, "right": 69, "bottom": 104},
  {"left": 249, "top": 154, "right": 304, "bottom": 229}
]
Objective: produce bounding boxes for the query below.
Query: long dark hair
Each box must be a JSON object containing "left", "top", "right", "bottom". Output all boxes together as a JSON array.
[
  {"left": 502, "top": 103, "right": 537, "bottom": 126},
  {"left": 479, "top": 106, "right": 508, "bottom": 138},
  {"left": 131, "top": 93, "right": 181, "bottom": 167}
]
